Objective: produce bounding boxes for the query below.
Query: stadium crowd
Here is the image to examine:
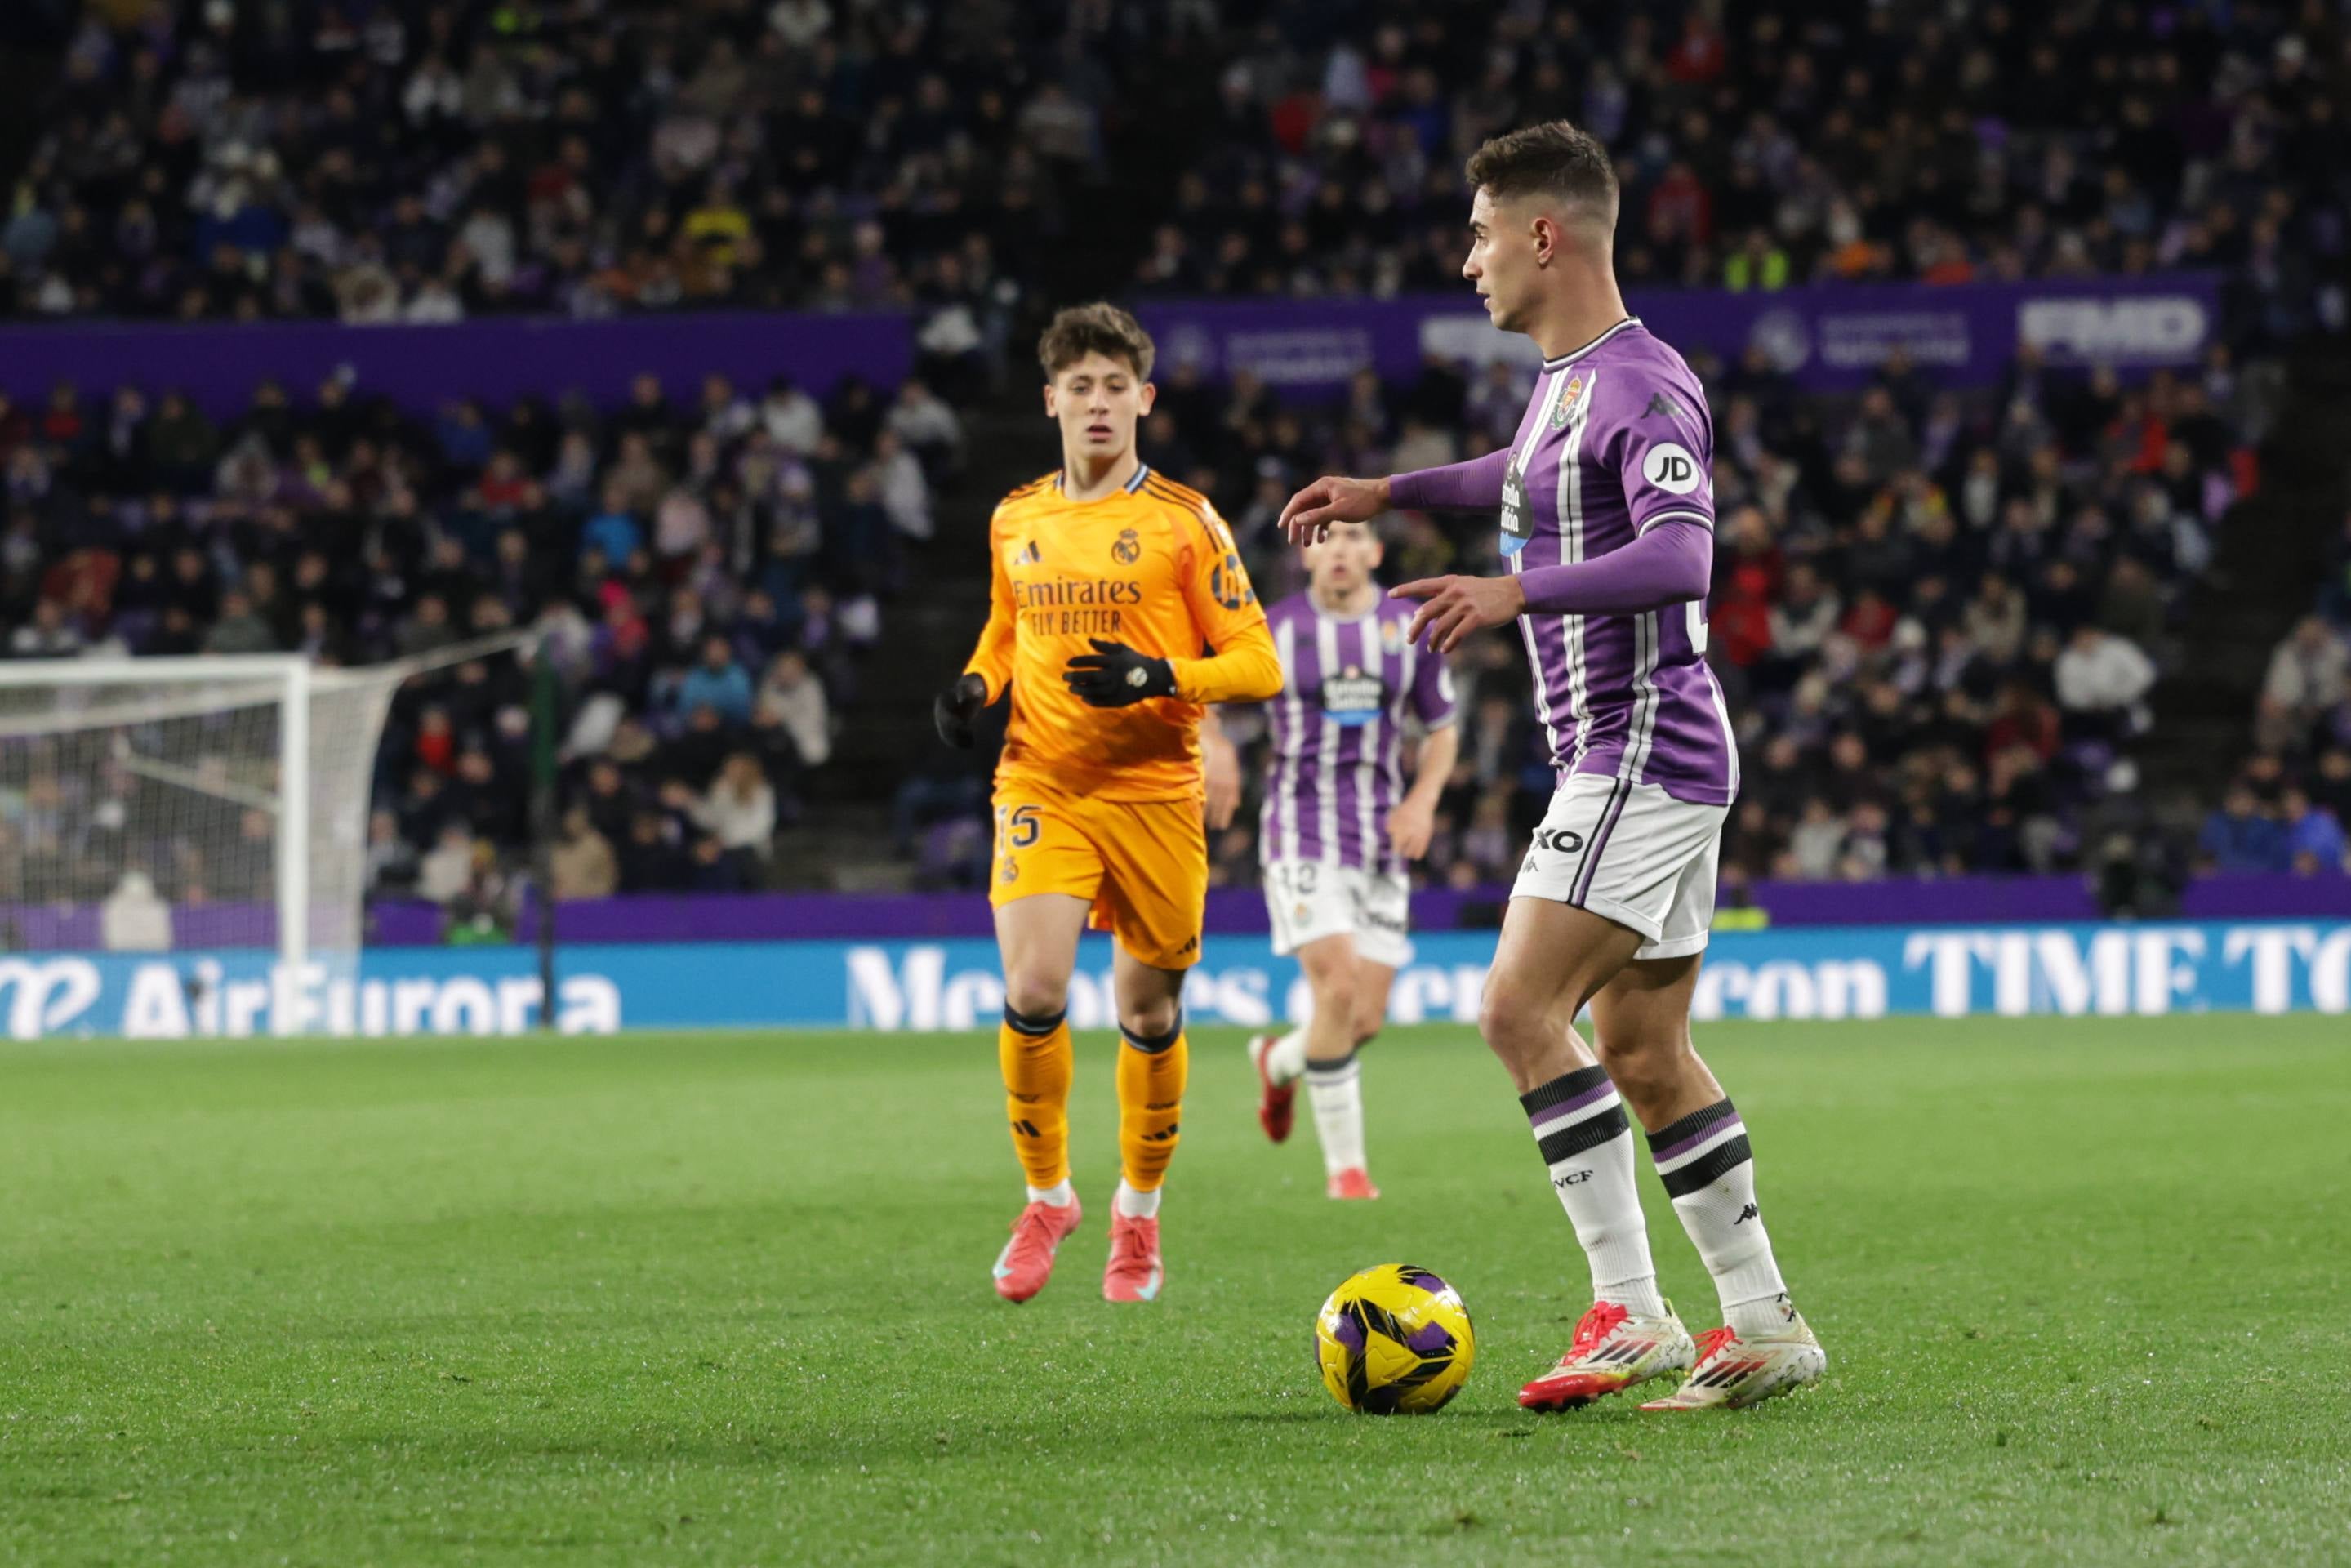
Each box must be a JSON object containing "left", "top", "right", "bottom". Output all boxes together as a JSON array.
[
  {"left": 3, "top": 0, "right": 2347, "bottom": 906},
  {"left": 1182, "top": 331, "right": 2291, "bottom": 893},
  {"left": 0, "top": 362, "right": 965, "bottom": 909},
  {"left": 2202, "top": 506, "right": 2351, "bottom": 875},
  {"left": 3, "top": 2, "right": 2343, "bottom": 342}
]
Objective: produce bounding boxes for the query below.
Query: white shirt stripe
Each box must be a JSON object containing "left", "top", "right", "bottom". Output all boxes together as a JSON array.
[
  {"left": 1561, "top": 370, "right": 1596, "bottom": 773},
  {"left": 1313, "top": 610, "right": 1342, "bottom": 867},
  {"left": 1353, "top": 617, "right": 1382, "bottom": 877},
  {"left": 1273, "top": 617, "right": 1303, "bottom": 862}
]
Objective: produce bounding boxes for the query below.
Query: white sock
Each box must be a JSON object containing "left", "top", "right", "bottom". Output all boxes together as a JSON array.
[
  {"left": 1521, "top": 1066, "right": 1665, "bottom": 1318},
  {"left": 1261, "top": 1028, "right": 1308, "bottom": 1085},
  {"left": 1305, "top": 1050, "right": 1366, "bottom": 1175},
  {"left": 1114, "top": 1180, "right": 1160, "bottom": 1219},
  {"left": 1647, "top": 1099, "right": 1791, "bottom": 1338},
  {"left": 1026, "top": 1179, "right": 1075, "bottom": 1208}
]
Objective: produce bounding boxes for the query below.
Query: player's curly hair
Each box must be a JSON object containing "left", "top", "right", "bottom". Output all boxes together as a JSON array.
[
  {"left": 1465, "top": 121, "right": 1619, "bottom": 220},
  {"left": 1037, "top": 301, "right": 1156, "bottom": 382}
]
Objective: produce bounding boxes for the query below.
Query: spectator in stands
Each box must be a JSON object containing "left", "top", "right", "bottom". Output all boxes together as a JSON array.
[
  {"left": 2054, "top": 625, "right": 2158, "bottom": 739},
  {"left": 2279, "top": 786, "right": 2349, "bottom": 876},
  {"left": 552, "top": 808, "right": 620, "bottom": 902},
  {"left": 99, "top": 871, "right": 171, "bottom": 952},
  {"left": 694, "top": 754, "right": 779, "bottom": 875},
  {"left": 671, "top": 635, "right": 754, "bottom": 725},
  {"left": 757, "top": 650, "right": 832, "bottom": 768},
  {"left": 2199, "top": 786, "right": 2288, "bottom": 874},
  {"left": 417, "top": 823, "right": 478, "bottom": 904},
  {"left": 2256, "top": 617, "right": 2350, "bottom": 755}
]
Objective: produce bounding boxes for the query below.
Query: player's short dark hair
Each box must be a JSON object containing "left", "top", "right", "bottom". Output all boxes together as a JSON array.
[
  {"left": 1464, "top": 122, "right": 1618, "bottom": 218},
  {"left": 1037, "top": 301, "right": 1156, "bottom": 382}
]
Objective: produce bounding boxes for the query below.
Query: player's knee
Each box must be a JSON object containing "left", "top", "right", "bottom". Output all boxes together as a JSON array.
[
  {"left": 1003, "top": 972, "right": 1069, "bottom": 1020},
  {"left": 1118, "top": 995, "right": 1182, "bottom": 1042},
  {"left": 1308, "top": 973, "right": 1356, "bottom": 1026},
  {"left": 1476, "top": 982, "right": 1543, "bottom": 1057},
  {"left": 1592, "top": 1029, "right": 1688, "bottom": 1098}
]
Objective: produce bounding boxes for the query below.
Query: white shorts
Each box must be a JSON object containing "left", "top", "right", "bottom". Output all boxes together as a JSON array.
[
  {"left": 1263, "top": 858, "right": 1414, "bottom": 969},
  {"left": 1509, "top": 774, "right": 1726, "bottom": 960}
]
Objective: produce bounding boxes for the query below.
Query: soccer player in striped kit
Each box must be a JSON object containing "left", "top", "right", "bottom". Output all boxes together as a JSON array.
[
  {"left": 1241, "top": 519, "right": 1458, "bottom": 1200},
  {"left": 1280, "top": 122, "right": 1826, "bottom": 1411}
]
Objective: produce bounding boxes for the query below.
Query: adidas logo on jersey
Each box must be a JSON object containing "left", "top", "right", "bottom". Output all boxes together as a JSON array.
[{"left": 1007, "top": 539, "right": 1042, "bottom": 566}]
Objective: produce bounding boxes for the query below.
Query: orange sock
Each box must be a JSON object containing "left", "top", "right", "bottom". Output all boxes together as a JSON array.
[
  {"left": 1000, "top": 1004, "right": 1073, "bottom": 1190},
  {"left": 1115, "top": 1013, "right": 1188, "bottom": 1192}
]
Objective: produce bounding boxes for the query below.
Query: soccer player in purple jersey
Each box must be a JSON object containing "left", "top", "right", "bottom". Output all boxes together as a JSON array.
[
  {"left": 1239, "top": 520, "right": 1458, "bottom": 1200},
  {"left": 1279, "top": 122, "right": 1825, "bottom": 1412}
]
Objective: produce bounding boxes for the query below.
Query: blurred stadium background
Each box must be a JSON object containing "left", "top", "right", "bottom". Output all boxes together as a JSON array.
[{"left": 1, "top": 3, "right": 2349, "bottom": 1562}]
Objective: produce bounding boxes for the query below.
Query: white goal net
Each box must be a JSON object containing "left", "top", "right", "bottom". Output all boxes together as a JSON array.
[{"left": 0, "top": 647, "right": 514, "bottom": 1036}]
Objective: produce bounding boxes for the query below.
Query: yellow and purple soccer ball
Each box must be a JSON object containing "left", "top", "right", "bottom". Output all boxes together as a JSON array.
[{"left": 1312, "top": 1263, "right": 1476, "bottom": 1414}]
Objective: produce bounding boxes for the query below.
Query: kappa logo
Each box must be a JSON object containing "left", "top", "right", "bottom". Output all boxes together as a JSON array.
[
  {"left": 1642, "top": 443, "right": 1703, "bottom": 494},
  {"left": 1644, "top": 392, "right": 1685, "bottom": 421},
  {"left": 1531, "top": 826, "right": 1586, "bottom": 854},
  {"left": 1733, "top": 1202, "right": 1760, "bottom": 1226},
  {"left": 1111, "top": 528, "right": 1141, "bottom": 565}
]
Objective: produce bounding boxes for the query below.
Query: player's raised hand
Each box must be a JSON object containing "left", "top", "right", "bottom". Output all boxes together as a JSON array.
[
  {"left": 1277, "top": 475, "right": 1389, "bottom": 546},
  {"left": 1391, "top": 574, "right": 1528, "bottom": 653}
]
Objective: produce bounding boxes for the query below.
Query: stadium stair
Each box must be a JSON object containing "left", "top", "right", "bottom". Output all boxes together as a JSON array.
[
  {"left": 785, "top": 401, "right": 1041, "bottom": 889},
  {"left": 2139, "top": 332, "right": 2351, "bottom": 804}
]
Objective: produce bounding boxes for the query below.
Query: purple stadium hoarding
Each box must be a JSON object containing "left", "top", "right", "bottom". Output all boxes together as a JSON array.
[
  {"left": 1138, "top": 274, "right": 2224, "bottom": 395},
  {"left": 0, "top": 310, "right": 913, "bottom": 421}
]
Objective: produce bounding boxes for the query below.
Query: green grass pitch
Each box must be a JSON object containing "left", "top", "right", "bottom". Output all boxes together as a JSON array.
[{"left": 4, "top": 1017, "right": 2348, "bottom": 1566}]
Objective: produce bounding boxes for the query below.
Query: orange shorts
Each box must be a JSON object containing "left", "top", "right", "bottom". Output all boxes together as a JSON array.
[{"left": 989, "top": 775, "right": 1207, "bottom": 971}]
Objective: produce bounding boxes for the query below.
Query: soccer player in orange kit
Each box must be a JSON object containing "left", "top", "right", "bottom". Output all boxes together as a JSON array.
[{"left": 934, "top": 303, "right": 1282, "bottom": 1304}]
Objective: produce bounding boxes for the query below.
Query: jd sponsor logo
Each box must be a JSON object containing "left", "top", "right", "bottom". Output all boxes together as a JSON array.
[{"left": 1642, "top": 443, "right": 1703, "bottom": 495}]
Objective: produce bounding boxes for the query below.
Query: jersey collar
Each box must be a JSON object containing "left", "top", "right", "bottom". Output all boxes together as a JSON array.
[
  {"left": 1053, "top": 462, "right": 1153, "bottom": 495},
  {"left": 1542, "top": 316, "right": 1641, "bottom": 372}
]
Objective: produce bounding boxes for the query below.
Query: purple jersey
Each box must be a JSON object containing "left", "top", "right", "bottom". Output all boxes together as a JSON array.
[
  {"left": 1262, "top": 593, "right": 1458, "bottom": 874},
  {"left": 1502, "top": 318, "right": 1739, "bottom": 805}
]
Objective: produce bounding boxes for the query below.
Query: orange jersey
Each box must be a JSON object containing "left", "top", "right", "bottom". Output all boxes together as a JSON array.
[{"left": 964, "top": 463, "right": 1280, "bottom": 803}]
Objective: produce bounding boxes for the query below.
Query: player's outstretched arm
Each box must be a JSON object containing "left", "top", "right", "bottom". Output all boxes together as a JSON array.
[
  {"left": 1277, "top": 474, "right": 1388, "bottom": 546},
  {"left": 1392, "top": 519, "right": 1713, "bottom": 653},
  {"left": 1278, "top": 449, "right": 1516, "bottom": 546}
]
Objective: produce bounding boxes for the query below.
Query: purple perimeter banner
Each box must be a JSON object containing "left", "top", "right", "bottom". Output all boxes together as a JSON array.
[
  {"left": 1138, "top": 274, "right": 2222, "bottom": 394},
  {"left": 0, "top": 310, "right": 912, "bottom": 421}
]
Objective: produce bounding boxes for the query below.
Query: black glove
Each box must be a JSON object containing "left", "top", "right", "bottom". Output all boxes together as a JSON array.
[
  {"left": 1063, "top": 638, "right": 1177, "bottom": 708},
  {"left": 933, "top": 672, "right": 988, "bottom": 748}
]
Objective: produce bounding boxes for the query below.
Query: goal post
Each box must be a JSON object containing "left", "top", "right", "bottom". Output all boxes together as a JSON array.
[{"left": 0, "top": 639, "right": 529, "bottom": 1036}]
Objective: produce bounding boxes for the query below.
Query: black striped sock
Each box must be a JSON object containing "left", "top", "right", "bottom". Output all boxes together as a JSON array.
[
  {"left": 1521, "top": 1065, "right": 1632, "bottom": 1165},
  {"left": 1646, "top": 1099, "right": 1752, "bottom": 1200}
]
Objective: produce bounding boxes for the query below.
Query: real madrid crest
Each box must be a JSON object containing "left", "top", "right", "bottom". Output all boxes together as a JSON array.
[{"left": 1111, "top": 528, "right": 1141, "bottom": 564}]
